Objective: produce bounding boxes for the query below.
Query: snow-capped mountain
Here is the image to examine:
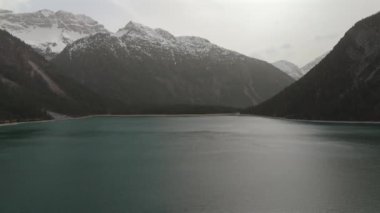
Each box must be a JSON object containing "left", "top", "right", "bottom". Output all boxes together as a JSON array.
[
  {"left": 300, "top": 53, "right": 328, "bottom": 74},
  {"left": 0, "top": 9, "right": 108, "bottom": 59},
  {"left": 272, "top": 60, "right": 303, "bottom": 80},
  {"left": 250, "top": 12, "right": 380, "bottom": 121},
  {"left": 53, "top": 21, "right": 294, "bottom": 109},
  {"left": 70, "top": 21, "right": 244, "bottom": 60}
]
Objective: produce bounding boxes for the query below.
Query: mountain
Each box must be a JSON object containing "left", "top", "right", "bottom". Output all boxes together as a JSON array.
[
  {"left": 300, "top": 53, "right": 328, "bottom": 74},
  {"left": 0, "top": 29, "right": 107, "bottom": 123},
  {"left": 52, "top": 21, "right": 294, "bottom": 109},
  {"left": 272, "top": 60, "right": 303, "bottom": 80},
  {"left": 0, "top": 9, "right": 108, "bottom": 59},
  {"left": 249, "top": 12, "right": 380, "bottom": 121}
]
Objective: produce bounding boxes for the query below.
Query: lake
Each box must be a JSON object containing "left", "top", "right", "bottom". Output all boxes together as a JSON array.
[{"left": 1, "top": 116, "right": 380, "bottom": 212}]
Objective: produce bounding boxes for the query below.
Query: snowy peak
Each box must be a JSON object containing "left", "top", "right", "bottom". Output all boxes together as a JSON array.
[
  {"left": 67, "top": 20, "right": 239, "bottom": 61},
  {"left": 54, "top": 25, "right": 294, "bottom": 109},
  {"left": 0, "top": 9, "right": 109, "bottom": 58},
  {"left": 0, "top": 9, "right": 107, "bottom": 34},
  {"left": 115, "top": 21, "right": 176, "bottom": 43},
  {"left": 155, "top": 28, "right": 176, "bottom": 41},
  {"left": 177, "top": 36, "right": 210, "bottom": 45},
  {"left": 272, "top": 60, "right": 303, "bottom": 80},
  {"left": 115, "top": 21, "right": 211, "bottom": 46},
  {"left": 121, "top": 21, "right": 152, "bottom": 33},
  {"left": 54, "top": 10, "right": 105, "bottom": 33},
  {"left": 116, "top": 21, "right": 152, "bottom": 37},
  {"left": 100, "top": 21, "right": 224, "bottom": 57},
  {"left": 37, "top": 9, "right": 55, "bottom": 17}
]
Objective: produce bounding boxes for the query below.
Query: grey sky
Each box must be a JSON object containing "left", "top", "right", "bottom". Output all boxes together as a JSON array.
[{"left": 1, "top": 0, "right": 380, "bottom": 66}]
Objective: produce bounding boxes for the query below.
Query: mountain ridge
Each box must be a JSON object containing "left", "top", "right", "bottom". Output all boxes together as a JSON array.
[
  {"left": 0, "top": 9, "right": 108, "bottom": 59},
  {"left": 53, "top": 21, "right": 294, "bottom": 109}
]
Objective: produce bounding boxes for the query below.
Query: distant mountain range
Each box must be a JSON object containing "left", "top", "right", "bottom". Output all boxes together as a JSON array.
[
  {"left": 249, "top": 12, "right": 380, "bottom": 121},
  {"left": 0, "top": 9, "right": 294, "bottom": 122},
  {"left": 0, "top": 9, "right": 108, "bottom": 59},
  {"left": 272, "top": 53, "right": 329, "bottom": 80},
  {"left": 4, "top": 8, "right": 379, "bottom": 122},
  {"left": 52, "top": 21, "right": 293, "bottom": 109},
  {"left": 272, "top": 60, "right": 303, "bottom": 80}
]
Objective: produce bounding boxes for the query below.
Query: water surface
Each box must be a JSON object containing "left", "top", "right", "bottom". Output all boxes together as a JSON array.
[{"left": 1, "top": 116, "right": 380, "bottom": 212}]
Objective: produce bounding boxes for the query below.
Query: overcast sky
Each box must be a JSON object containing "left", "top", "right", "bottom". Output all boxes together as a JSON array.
[{"left": 1, "top": 0, "right": 380, "bottom": 66}]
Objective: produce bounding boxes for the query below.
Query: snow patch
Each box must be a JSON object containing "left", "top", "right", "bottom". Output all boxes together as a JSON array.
[
  {"left": 68, "top": 21, "right": 244, "bottom": 60},
  {"left": 38, "top": 9, "right": 54, "bottom": 17},
  {"left": 0, "top": 9, "right": 108, "bottom": 55}
]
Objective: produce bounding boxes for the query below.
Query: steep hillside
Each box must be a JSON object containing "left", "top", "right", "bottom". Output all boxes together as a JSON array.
[
  {"left": 300, "top": 53, "right": 328, "bottom": 74},
  {"left": 0, "top": 29, "right": 106, "bottom": 122},
  {"left": 249, "top": 12, "right": 380, "bottom": 121}
]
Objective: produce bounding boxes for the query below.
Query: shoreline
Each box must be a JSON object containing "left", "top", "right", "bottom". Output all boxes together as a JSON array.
[
  {"left": 0, "top": 113, "right": 241, "bottom": 127},
  {"left": 2, "top": 113, "right": 380, "bottom": 128},
  {"left": 248, "top": 114, "right": 380, "bottom": 125}
]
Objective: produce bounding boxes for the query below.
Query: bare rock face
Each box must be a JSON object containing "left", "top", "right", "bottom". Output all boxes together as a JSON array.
[
  {"left": 53, "top": 21, "right": 294, "bottom": 109},
  {"left": 0, "top": 9, "right": 108, "bottom": 59},
  {"left": 250, "top": 12, "right": 380, "bottom": 121}
]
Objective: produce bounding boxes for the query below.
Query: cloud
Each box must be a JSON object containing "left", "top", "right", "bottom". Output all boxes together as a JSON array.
[
  {"left": 0, "top": 0, "right": 30, "bottom": 10},
  {"left": 257, "top": 43, "right": 293, "bottom": 56},
  {"left": 251, "top": 43, "right": 296, "bottom": 63},
  {"left": 250, "top": 47, "right": 278, "bottom": 61},
  {"left": 281, "top": 43, "right": 292, "bottom": 49},
  {"left": 110, "top": 0, "right": 224, "bottom": 26},
  {"left": 315, "top": 34, "right": 338, "bottom": 42},
  {"left": 264, "top": 48, "right": 278, "bottom": 56}
]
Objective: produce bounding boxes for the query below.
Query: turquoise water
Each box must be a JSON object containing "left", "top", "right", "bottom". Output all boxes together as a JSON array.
[{"left": 1, "top": 116, "right": 380, "bottom": 212}]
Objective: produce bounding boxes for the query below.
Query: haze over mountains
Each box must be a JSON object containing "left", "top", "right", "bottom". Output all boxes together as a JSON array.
[
  {"left": 250, "top": 12, "right": 380, "bottom": 121},
  {"left": 272, "top": 60, "right": 303, "bottom": 80},
  {"left": 272, "top": 54, "right": 329, "bottom": 80}
]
